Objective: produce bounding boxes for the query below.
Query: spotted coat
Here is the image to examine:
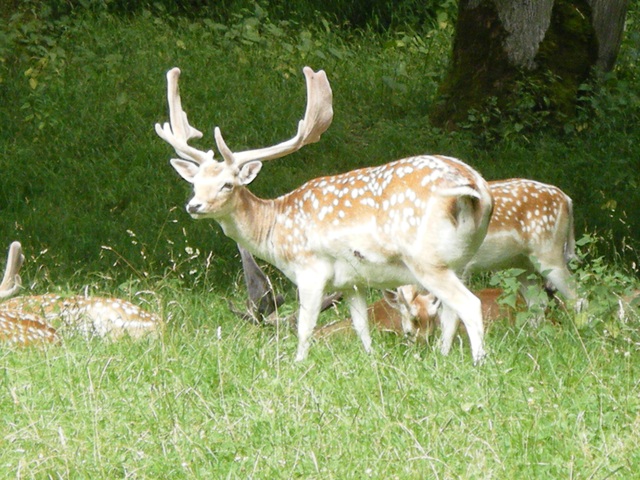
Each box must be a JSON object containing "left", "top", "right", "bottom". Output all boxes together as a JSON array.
[
  {"left": 0, "top": 310, "right": 60, "bottom": 346},
  {"left": 464, "top": 178, "right": 577, "bottom": 306},
  {"left": 1, "top": 295, "right": 161, "bottom": 340}
]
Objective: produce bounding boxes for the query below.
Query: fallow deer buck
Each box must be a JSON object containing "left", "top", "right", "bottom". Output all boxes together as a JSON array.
[
  {"left": 155, "top": 66, "right": 494, "bottom": 363},
  {"left": 228, "top": 244, "right": 341, "bottom": 326}
]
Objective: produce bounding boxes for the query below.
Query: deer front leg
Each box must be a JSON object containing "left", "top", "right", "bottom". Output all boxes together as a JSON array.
[
  {"left": 295, "top": 276, "right": 327, "bottom": 362},
  {"left": 345, "top": 288, "right": 372, "bottom": 354},
  {"left": 412, "top": 266, "right": 485, "bottom": 364}
]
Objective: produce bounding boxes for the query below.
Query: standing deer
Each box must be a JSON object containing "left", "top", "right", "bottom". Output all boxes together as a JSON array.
[
  {"left": 228, "top": 244, "right": 341, "bottom": 326},
  {"left": 465, "top": 179, "right": 579, "bottom": 311},
  {"left": 155, "top": 66, "right": 493, "bottom": 363}
]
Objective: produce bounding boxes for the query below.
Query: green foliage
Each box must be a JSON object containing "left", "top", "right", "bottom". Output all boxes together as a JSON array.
[
  {"left": 0, "top": 2, "right": 638, "bottom": 291},
  {"left": 1, "top": 0, "right": 456, "bottom": 31}
]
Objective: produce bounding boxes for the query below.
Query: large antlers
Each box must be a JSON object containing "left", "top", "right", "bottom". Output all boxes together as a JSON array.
[
  {"left": 155, "top": 66, "right": 333, "bottom": 168},
  {"left": 0, "top": 241, "right": 24, "bottom": 299},
  {"left": 154, "top": 68, "right": 214, "bottom": 165}
]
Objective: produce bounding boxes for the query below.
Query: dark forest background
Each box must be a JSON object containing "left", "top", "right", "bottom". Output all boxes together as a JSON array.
[{"left": 1, "top": 0, "right": 638, "bottom": 292}]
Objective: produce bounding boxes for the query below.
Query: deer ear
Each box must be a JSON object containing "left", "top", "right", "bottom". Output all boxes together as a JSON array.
[
  {"left": 238, "top": 161, "right": 262, "bottom": 186},
  {"left": 170, "top": 159, "right": 199, "bottom": 183},
  {"left": 426, "top": 294, "right": 441, "bottom": 316},
  {"left": 382, "top": 289, "right": 399, "bottom": 307}
]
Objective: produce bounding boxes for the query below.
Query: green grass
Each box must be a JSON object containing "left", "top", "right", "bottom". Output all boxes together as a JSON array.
[
  {"left": 1, "top": 286, "right": 639, "bottom": 478},
  {"left": 0, "top": 5, "right": 639, "bottom": 478}
]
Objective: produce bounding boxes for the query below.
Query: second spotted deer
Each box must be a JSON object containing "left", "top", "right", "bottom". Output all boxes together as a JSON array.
[{"left": 465, "top": 179, "right": 579, "bottom": 312}]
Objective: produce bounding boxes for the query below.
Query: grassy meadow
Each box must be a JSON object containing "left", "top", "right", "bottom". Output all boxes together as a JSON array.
[{"left": 1, "top": 2, "right": 640, "bottom": 478}]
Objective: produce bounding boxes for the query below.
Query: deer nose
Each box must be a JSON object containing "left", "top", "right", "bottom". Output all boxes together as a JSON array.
[{"left": 186, "top": 202, "right": 202, "bottom": 214}]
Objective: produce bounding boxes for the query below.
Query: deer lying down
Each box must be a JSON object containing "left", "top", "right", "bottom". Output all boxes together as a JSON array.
[
  {"left": 1, "top": 294, "right": 161, "bottom": 340},
  {"left": 313, "top": 288, "right": 436, "bottom": 340},
  {"left": 0, "top": 242, "right": 161, "bottom": 342},
  {"left": 156, "top": 66, "right": 493, "bottom": 363},
  {"left": 392, "top": 286, "right": 528, "bottom": 341},
  {"left": 0, "top": 309, "right": 60, "bottom": 346},
  {"left": 315, "top": 287, "right": 522, "bottom": 341}
]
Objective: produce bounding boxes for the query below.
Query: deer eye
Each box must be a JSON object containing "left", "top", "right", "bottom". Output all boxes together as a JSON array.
[{"left": 221, "top": 182, "right": 233, "bottom": 192}]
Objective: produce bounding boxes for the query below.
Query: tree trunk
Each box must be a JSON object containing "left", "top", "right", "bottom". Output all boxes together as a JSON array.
[
  {"left": 430, "top": 0, "right": 628, "bottom": 129},
  {"left": 589, "top": 0, "right": 629, "bottom": 71}
]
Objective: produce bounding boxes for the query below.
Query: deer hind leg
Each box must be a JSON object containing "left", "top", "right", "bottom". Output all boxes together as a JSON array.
[
  {"left": 439, "top": 304, "right": 461, "bottom": 356},
  {"left": 412, "top": 267, "right": 485, "bottom": 364},
  {"left": 345, "top": 288, "right": 372, "bottom": 354}
]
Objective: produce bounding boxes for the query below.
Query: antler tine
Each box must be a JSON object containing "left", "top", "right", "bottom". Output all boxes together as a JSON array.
[
  {"left": 155, "top": 67, "right": 214, "bottom": 165},
  {"left": 216, "top": 66, "right": 333, "bottom": 166},
  {"left": 0, "top": 241, "right": 25, "bottom": 298}
]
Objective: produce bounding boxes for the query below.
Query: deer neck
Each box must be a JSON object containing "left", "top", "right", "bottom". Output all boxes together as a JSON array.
[{"left": 217, "top": 187, "right": 280, "bottom": 261}]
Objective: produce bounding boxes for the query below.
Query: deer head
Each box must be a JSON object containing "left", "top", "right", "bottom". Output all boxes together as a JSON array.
[{"left": 155, "top": 66, "right": 333, "bottom": 221}]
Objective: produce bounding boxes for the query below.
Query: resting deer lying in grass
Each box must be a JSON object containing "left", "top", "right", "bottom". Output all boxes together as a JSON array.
[
  {"left": 394, "top": 286, "right": 528, "bottom": 339},
  {"left": 0, "top": 243, "right": 160, "bottom": 342},
  {"left": 156, "top": 66, "right": 493, "bottom": 362},
  {"left": 313, "top": 287, "right": 437, "bottom": 340},
  {"left": 2, "top": 294, "right": 161, "bottom": 340},
  {"left": 316, "top": 287, "right": 523, "bottom": 341},
  {"left": 0, "top": 309, "right": 60, "bottom": 346}
]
